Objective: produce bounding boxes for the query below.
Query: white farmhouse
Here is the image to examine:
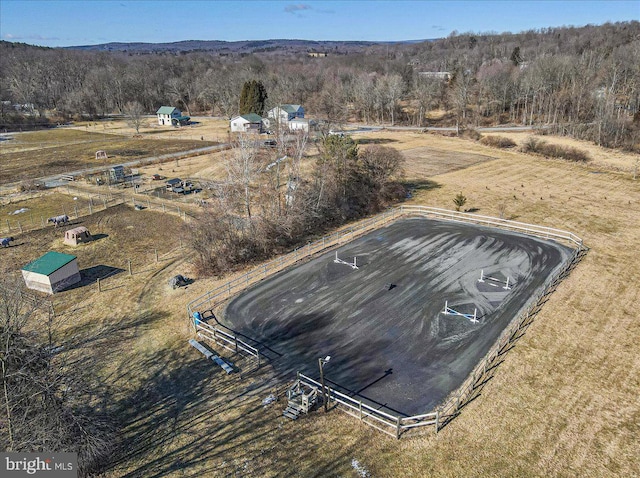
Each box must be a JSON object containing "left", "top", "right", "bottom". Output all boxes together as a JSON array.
[
  {"left": 267, "top": 105, "right": 305, "bottom": 124},
  {"left": 230, "top": 114, "right": 264, "bottom": 133},
  {"left": 157, "top": 106, "right": 180, "bottom": 125},
  {"left": 156, "top": 106, "right": 190, "bottom": 126},
  {"left": 21, "top": 251, "right": 81, "bottom": 294}
]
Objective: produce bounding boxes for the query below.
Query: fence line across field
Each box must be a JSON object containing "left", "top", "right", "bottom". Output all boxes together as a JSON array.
[
  {"left": 185, "top": 205, "right": 585, "bottom": 436},
  {"left": 2, "top": 188, "right": 193, "bottom": 235}
]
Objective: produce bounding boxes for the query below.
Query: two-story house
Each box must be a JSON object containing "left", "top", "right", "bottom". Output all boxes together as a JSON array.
[
  {"left": 156, "top": 106, "right": 190, "bottom": 126},
  {"left": 267, "top": 104, "right": 305, "bottom": 125}
]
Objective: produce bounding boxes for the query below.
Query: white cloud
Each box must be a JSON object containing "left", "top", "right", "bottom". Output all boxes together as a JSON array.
[{"left": 284, "top": 4, "right": 312, "bottom": 14}]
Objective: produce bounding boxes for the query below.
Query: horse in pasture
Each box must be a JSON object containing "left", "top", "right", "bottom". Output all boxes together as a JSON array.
[
  {"left": 0, "top": 237, "right": 14, "bottom": 247},
  {"left": 47, "top": 215, "right": 69, "bottom": 227}
]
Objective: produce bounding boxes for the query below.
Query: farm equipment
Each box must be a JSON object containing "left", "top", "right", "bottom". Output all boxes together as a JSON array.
[{"left": 169, "top": 274, "right": 192, "bottom": 289}]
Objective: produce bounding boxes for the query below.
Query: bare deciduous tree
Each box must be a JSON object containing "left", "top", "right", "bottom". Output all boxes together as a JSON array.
[
  {"left": 0, "top": 277, "right": 113, "bottom": 476},
  {"left": 225, "top": 134, "right": 262, "bottom": 222},
  {"left": 124, "top": 101, "right": 145, "bottom": 134}
]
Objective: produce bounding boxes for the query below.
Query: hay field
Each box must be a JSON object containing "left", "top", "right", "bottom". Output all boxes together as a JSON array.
[
  {"left": 0, "top": 127, "right": 218, "bottom": 185},
  {"left": 73, "top": 116, "right": 231, "bottom": 142},
  {"left": 3, "top": 128, "right": 639, "bottom": 477},
  {"left": 480, "top": 130, "right": 638, "bottom": 173},
  {"left": 114, "top": 131, "right": 638, "bottom": 477}
]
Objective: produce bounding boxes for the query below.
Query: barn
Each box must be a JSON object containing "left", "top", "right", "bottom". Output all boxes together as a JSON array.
[
  {"left": 64, "top": 226, "right": 92, "bottom": 246},
  {"left": 21, "top": 251, "right": 81, "bottom": 294}
]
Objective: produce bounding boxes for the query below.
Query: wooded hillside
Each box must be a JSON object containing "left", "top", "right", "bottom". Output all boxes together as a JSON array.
[{"left": 1, "top": 21, "right": 638, "bottom": 149}]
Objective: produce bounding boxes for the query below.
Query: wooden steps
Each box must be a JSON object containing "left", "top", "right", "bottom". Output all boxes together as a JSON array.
[{"left": 283, "top": 402, "right": 303, "bottom": 420}]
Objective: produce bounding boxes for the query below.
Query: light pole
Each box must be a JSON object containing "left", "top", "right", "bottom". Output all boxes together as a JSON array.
[{"left": 318, "top": 355, "right": 331, "bottom": 412}]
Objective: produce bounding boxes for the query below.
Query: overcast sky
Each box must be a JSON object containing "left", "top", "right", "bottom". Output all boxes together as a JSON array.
[{"left": 1, "top": 0, "right": 638, "bottom": 47}]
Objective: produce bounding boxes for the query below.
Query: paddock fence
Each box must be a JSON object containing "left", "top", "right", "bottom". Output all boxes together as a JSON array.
[
  {"left": 297, "top": 373, "right": 439, "bottom": 439},
  {"left": 2, "top": 185, "right": 194, "bottom": 236},
  {"left": 194, "top": 317, "right": 261, "bottom": 369},
  {"left": 185, "top": 205, "right": 586, "bottom": 436},
  {"left": 186, "top": 207, "right": 401, "bottom": 320},
  {"left": 3, "top": 192, "right": 124, "bottom": 235},
  {"left": 399, "top": 205, "right": 583, "bottom": 248}
]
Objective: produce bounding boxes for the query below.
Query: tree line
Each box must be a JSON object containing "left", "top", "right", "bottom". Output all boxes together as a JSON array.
[
  {"left": 189, "top": 133, "right": 405, "bottom": 276},
  {"left": 1, "top": 21, "right": 639, "bottom": 149}
]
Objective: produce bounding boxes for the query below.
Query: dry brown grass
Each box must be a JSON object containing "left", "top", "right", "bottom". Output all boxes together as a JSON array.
[
  {"left": 0, "top": 191, "right": 90, "bottom": 217},
  {"left": 72, "top": 116, "right": 231, "bottom": 142},
  {"left": 3, "top": 127, "right": 639, "bottom": 476},
  {"left": 0, "top": 128, "right": 218, "bottom": 185},
  {"left": 1, "top": 203, "right": 186, "bottom": 276},
  {"left": 482, "top": 131, "right": 638, "bottom": 173}
]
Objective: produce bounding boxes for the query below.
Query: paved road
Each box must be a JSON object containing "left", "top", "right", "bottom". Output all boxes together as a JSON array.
[{"left": 342, "top": 123, "right": 548, "bottom": 134}]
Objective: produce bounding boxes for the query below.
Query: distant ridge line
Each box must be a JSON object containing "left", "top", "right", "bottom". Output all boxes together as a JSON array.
[{"left": 64, "top": 38, "right": 433, "bottom": 53}]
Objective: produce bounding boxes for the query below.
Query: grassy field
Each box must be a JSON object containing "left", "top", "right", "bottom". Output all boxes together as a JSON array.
[
  {"left": 1, "top": 203, "right": 187, "bottom": 278},
  {"left": 1, "top": 191, "right": 93, "bottom": 227},
  {"left": 74, "top": 116, "right": 232, "bottom": 143},
  {"left": 2, "top": 127, "right": 639, "bottom": 476},
  {"left": 0, "top": 128, "right": 218, "bottom": 185}
]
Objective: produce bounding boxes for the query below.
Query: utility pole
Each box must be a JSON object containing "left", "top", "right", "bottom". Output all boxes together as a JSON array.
[{"left": 318, "top": 355, "right": 331, "bottom": 412}]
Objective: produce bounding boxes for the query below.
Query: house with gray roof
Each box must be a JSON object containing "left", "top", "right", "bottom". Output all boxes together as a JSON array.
[
  {"left": 267, "top": 104, "right": 305, "bottom": 124},
  {"left": 230, "top": 113, "right": 264, "bottom": 133}
]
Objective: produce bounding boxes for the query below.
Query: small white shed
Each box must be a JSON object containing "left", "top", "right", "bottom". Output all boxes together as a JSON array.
[
  {"left": 288, "top": 118, "right": 314, "bottom": 132},
  {"left": 21, "top": 251, "right": 81, "bottom": 294}
]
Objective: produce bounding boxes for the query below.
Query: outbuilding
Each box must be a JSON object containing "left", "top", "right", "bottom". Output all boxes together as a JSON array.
[
  {"left": 230, "top": 114, "right": 263, "bottom": 133},
  {"left": 109, "top": 165, "right": 125, "bottom": 183},
  {"left": 64, "top": 226, "right": 92, "bottom": 246},
  {"left": 21, "top": 251, "right": 81, "bottom": 294},
  {"left": 288, "top": 118, "right": 315, "bottom": 132}
]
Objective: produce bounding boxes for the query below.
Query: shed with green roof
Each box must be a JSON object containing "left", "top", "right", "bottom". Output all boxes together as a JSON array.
[{"left": 21, "top": 251, "right": 81, "bottom": 294}]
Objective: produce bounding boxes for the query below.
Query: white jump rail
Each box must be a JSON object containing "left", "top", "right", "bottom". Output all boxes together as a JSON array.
[
  {"left": 187, "top": 208, "right": 400, "bottom": 320},
  {"left": 187, "top": 206, "right": 582, "bottom": 323}
]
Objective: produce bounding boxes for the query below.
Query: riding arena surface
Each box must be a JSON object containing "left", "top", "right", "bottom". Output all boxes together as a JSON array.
[{"left": 222, "top": 217, "right": 573, "bottom": 416}]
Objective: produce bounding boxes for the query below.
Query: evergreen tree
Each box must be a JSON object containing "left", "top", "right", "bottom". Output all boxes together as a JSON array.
[
  {"left": 510, "top": 46, "right": 523, "bottom": 66},
  {"left": 239, "top": 80, "right": 268, "bottom": 116}
]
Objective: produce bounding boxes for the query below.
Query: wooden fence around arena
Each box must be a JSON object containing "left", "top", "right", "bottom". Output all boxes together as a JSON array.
[
  {"left": 296, "top": 373, "right": 439, "bottom": 439},
  {"left": 186, "top": 205, "right": 586, "bottom": 437}
]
